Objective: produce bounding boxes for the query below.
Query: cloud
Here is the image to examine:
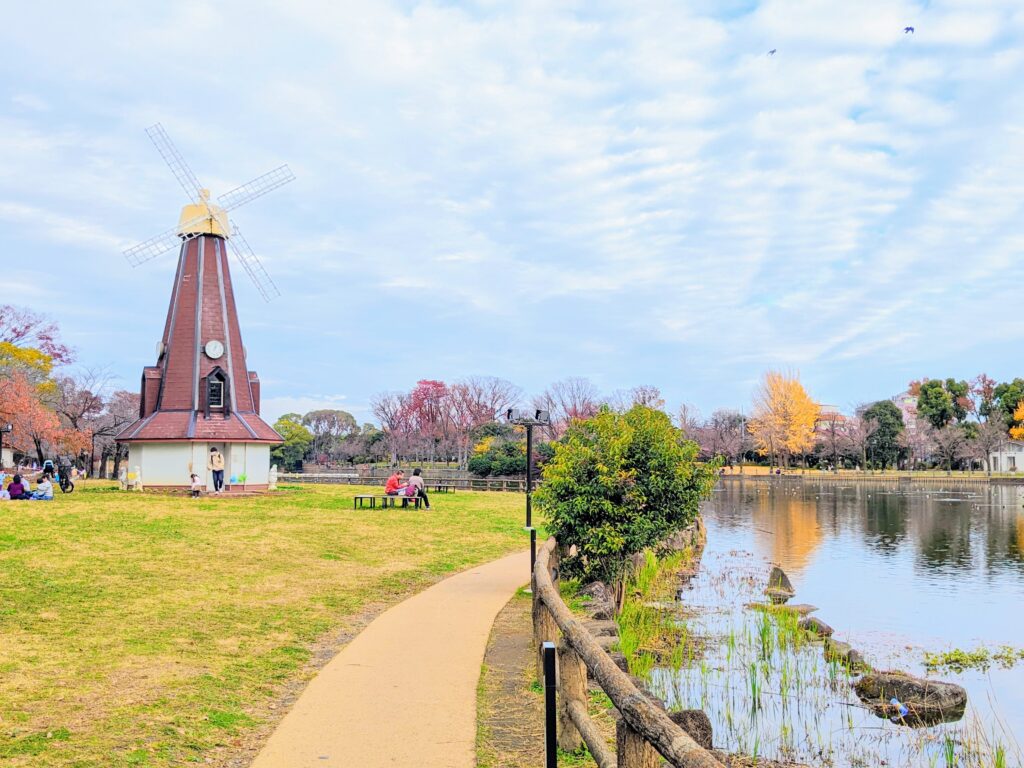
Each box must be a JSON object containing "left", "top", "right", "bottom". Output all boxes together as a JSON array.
[{"left": 1, "top": 0, "right": 1023, "bottom": 417}]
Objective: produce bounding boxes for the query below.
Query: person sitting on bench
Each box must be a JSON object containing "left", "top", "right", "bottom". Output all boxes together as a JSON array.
[
  {"left": 406, "top": 468, "right": 431, "bottom": 510},
  {"left": 384, "top": 470, "right": 407, "bottom": 497}
]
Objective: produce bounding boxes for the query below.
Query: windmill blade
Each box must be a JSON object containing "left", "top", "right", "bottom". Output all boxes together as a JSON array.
[
  {"left": 218, "top": 165, "right": 295, "bottom": 212},
  {"left": 146, "top": 123, "right": 205, "bottom": 202},
  {"left": 123, "top": 210, "right": 215, "bottom": 266},
  {"left": 227, "top": 223, "right": 280, "bottom": 302}
]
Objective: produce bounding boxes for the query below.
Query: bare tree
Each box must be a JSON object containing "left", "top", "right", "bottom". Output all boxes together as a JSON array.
[
  {"left": 677, "top": 404, "right": 702, "bottom": 441},
  {"left": 971, "top": 415, "right": 1008, "bottom": 474},
  {"left": 630, "top": 385, "right": 665, "bottom": 409},
  {"left": 370, "top": 391, "right": 412, "bottom": 465},
  {"left": 449, "top": 376, "right": 522, "bottom": 468},
  {"left": 90, "top": 390, "right": 140, "bottom": 477},
  {"left": 898, "top": 425, "right": 933, "bottom": 470},
  {"left": 815, "top": 411, "right": 847, "bottom": 471},
  {"left": 533, "top": 377, "right": 600, "bottom": 440},
  {"left": 706, "top": 409, "right": 746, "bottom": 467},
  {"left": 931, "top": 424, "right": 968, "bottom": 473},
  {"left": 844, "top": 409, "right": 878, "bottom": 471}
]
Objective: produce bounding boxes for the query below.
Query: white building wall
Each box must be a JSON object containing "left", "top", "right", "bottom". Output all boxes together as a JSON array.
[
  {"left": 990, "top": 441, "right": 1024, "bottom": 472},
  {"left": 129, "top": 441, "right": 272, "bottom": 488}
]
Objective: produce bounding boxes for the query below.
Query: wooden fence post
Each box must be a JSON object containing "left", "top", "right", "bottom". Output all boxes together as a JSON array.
[
  {"left": 533, "top": 548, "right": 560, "bottom": 681},
  {"left": 616, "top": 719, "right": 659, "bottom": 768},
  {"left": 557, "top": 644, "right": 585, "bottom": 751}
]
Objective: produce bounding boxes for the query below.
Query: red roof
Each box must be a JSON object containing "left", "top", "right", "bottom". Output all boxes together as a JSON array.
[{"left": 117, "top": 410, "right": 281, "bottom": 443}]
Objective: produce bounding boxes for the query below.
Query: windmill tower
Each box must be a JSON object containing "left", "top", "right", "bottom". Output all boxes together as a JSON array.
[{"left": 116, "top": 124, "right": 294, "bottom": 490}]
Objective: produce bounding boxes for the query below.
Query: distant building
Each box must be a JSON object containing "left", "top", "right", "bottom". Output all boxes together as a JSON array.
[
  {"left": 1, "top": 447, "right": 12, "bottom": 469},
  {"left": 990, "top": 441, "right": 1024, "bottom": 472},
  {"left": 891, "top": 390, "right": 920, "bottom": 432}
]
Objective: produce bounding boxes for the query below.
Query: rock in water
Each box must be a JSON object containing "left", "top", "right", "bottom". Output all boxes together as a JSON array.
[
  {"left": 824, "top": 638, "right": 869, "bottom": 671},
  {"left": 668, "top": 710, "right": 713, "bottom": 750},
  {"left": 799, "top": 616, "right": 834, "bottom": 637},
  {"left": 855, "top": 671, "right": 967, "bottom": 727},
  {"left": 766, "top": 565, "right": 795, "bottom": 601}
]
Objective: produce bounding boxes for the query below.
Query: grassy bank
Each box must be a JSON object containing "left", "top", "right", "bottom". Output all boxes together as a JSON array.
[{"left": 0, "top": 482, "right": 526, "bottom": 767}]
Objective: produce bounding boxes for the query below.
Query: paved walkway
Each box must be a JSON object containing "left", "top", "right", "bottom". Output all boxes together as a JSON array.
[{"left": 250, "top": 550, "right": 530, "bottom": 768}]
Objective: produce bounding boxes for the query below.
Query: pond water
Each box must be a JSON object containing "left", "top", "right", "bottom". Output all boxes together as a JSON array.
[{"left": 651, "top": 480, "right": 1024, "bottom": 767}]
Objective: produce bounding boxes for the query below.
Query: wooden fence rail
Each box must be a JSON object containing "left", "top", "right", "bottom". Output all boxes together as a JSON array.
[
  {"left": 279, "top": 473, "right": 527, "bottom": 492},
  {"left": 532, "top": 537, "right": 724, "bottom": 768}
]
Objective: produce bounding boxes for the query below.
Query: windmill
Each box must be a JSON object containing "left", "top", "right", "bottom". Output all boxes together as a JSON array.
[
  {"left": 123, "top": 123, "right": 294, "bottom": 301},
  {"left": 115, "top": 124, "right": 291, "bottom": 491}
]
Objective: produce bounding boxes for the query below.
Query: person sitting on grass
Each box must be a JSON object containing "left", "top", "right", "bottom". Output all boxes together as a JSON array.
[
  {"left": 31, "top": 475, "right": 53, "bottom": 501},
  {"left": 384, "top": 469, "right": 407, "bottom": 496},
  {"left": 405, "top": 468, "right": 431, "bottom": 510},
  {"left": 7, "top": 474, "right": 29, "bottom": 500},
  {"left": 190, "top": 473, "right": 202, "bottom": 498}
]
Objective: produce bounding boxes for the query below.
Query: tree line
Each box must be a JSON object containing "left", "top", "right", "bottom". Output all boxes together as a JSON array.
[
  {"left": 682, "top": 371, "right": 1024, "bottom": 472},
  {"left": 0, "top": 305, "right": 140, "bottom": 476}
]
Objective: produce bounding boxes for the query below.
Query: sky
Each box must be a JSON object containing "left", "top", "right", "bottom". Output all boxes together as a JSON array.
[{"left": 2, "top": 0, "right": 1023, "bottom": 425}]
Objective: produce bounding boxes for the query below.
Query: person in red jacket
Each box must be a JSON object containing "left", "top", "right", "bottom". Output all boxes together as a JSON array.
[{"left": 384, "top": 470, "right": 407, "bottom": 496}]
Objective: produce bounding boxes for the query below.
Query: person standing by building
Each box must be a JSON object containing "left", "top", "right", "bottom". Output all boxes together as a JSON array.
[{"left": 207, "top": 447, "right": 225, "bottom": 494}]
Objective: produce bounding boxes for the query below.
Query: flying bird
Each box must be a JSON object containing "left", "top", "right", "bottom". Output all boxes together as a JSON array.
[
  {"left": 904, "top": 26, "right": 914, "bottom": 33},
  {"left": 768, "top": 48, "right": 777, "bottom": 56}
]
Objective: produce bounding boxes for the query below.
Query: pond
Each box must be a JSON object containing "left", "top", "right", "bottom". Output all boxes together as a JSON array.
[{"left": 649, "top": 480, "right": 1024, "bottom": 767}]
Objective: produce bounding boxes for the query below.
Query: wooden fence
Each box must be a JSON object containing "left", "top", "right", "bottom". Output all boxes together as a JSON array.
[
  {"left": 279, "top": 473, "right": 527, "bottom": 492},
  {"left": 721, "top": 473, "right": 1024, "bottom": 486},
  {"left": 532, "top": 537, "right": 723, "bottom": 768}
]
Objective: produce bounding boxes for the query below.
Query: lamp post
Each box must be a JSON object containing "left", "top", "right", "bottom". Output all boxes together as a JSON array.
[
  {"left": 0, "top": 423, "right": 12, "bottom": 471},
  {"left": 507, "top": 408, "right": 551, "bottom": 590}
]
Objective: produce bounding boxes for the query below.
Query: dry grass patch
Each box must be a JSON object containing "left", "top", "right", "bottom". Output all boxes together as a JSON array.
[{"left": 0, "top": 482, "right": 525, "bottom": 766}]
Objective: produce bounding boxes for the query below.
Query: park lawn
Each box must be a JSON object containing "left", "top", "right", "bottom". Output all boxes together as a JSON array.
[{"left": 0, "top": 482, "right": 528, "bottom": 767}]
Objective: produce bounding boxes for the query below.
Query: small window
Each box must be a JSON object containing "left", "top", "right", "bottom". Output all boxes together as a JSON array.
[{"left": 209, "top": 379, "right": 225, "bottom": 409}]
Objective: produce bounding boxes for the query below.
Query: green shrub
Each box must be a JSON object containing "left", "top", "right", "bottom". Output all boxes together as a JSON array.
[{"left": 534, "top": 404, "right": 717, "bottom": 585}]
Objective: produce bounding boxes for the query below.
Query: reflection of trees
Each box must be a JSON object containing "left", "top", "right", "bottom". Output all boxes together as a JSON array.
[
  {"left": 915, "top": 499, "right": 973, "bottom": 570},
  {"left": 751, "top": 489, "right": 822, "bottom": 573},
  {"left": 709, "top": 480, "right": 1024, "bottom": 578},
  {"left": 862, "top": 493, "right": 908, "bottom": 553},
  {"left": 983, "top": 486, "right": 1024, "bottom": 570}
]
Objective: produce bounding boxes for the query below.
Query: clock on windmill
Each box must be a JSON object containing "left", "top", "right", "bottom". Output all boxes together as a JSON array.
[{"left": 204, "top": 340, "right": 225, "bottom": 359}]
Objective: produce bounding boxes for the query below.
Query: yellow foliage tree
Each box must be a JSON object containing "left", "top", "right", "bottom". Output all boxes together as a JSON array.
[
  {"left": 1011, "top": 402, "right": 1024, "bottom": 440},
  {"left": 748, "top": 371, "right": 820, "bottom": 467}
]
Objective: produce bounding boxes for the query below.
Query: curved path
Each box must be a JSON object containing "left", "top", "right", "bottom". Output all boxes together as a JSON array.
[{"left": 250, "top": 550, "right": 530, "bottom": 768}]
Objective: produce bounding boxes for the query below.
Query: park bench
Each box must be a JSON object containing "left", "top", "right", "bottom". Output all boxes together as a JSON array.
[
  {"left": 430, "top": 483, "right": 456, "bottom": 493},
  {"left": 353, "top": 494, "right": 423, "bottom": 510}
]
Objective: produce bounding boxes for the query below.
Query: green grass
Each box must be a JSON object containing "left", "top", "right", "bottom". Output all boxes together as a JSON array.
[
  {"left": 616, "top": 550, "right": 691, "bottom": 676},
  {"left": 0, "top": 482, "right": 527, "bottom": 767}
]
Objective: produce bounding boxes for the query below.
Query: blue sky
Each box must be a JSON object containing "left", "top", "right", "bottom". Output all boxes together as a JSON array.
[{"left": 2, "top": 0, "right": 1023, "bottom": 424}]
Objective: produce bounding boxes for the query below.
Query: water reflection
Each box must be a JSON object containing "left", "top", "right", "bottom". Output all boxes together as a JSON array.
[{"left": 699, "top": 480, "right": 1024, "bottom": 756}]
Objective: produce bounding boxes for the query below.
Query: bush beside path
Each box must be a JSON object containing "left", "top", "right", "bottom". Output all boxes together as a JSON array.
[{"left": 0, "top": 483, "right": 526, "bottom": 767}]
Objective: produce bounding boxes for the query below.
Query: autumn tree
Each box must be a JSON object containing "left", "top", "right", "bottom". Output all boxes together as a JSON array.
[
  {"left": 1011, "top": 402, "right": 1024, "bottom": 441},
  {"left": 0, "top": 304, "right": 73, "bottom": 365},
  {"left": 748, "top": 371, "right": 819, "bottom": 467}
]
